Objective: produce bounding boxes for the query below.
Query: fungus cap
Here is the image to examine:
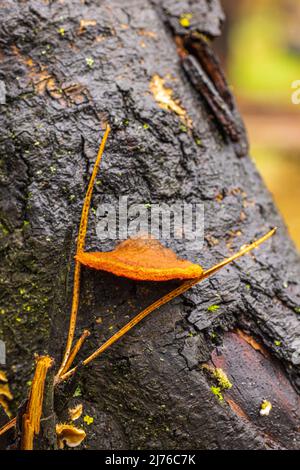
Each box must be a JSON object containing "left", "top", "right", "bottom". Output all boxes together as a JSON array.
[{"left": 76, "top": 237, "right": 203, "bottom": 281}]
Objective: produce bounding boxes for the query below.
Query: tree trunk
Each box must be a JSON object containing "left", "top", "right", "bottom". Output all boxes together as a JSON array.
[{"left": 0, "top": 0, "right": 300, "bottom": 450}]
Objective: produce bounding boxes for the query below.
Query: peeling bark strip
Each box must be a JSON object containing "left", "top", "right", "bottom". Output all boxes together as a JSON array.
[
  {"left": 156, "top": 0, "right": 248, "bottom": 156},
  {"left": 0, "top": 0, "right": 300, "bottom": 450},
  {"left": 181, "top": 34, "right": 248, "bottom": 156}
]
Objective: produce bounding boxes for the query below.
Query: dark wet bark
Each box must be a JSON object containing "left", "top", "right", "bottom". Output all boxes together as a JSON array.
[{"left": 0, "top": 0, "right": 300, "bottom": 450}]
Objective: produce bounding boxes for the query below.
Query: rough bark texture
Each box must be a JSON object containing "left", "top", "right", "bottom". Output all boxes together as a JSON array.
[{"left": 0, "top": 0, "right": 300, "bottom": 450}]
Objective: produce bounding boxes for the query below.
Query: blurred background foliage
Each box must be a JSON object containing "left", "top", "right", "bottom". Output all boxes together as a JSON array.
[{"left": 215, "top": 0, "right": 300, "bottom": 247}]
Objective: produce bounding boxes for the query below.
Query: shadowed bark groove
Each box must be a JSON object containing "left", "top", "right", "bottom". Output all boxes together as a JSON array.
[{"left": 0, "top": 0, "right": 299, "bottom": 450}]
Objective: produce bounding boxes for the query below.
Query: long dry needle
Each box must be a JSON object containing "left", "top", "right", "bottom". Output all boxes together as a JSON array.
[{"left": 56, "top": 125, "right": 111, "bottom": 379}]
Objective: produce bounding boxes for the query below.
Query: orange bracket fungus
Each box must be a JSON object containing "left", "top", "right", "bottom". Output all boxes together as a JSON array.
[{"left": 21, "top": 355, "right": 54, "bottom": 450}]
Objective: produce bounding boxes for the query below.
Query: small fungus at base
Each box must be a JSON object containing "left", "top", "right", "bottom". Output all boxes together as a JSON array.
[{"left": 56, "top": 424, "right": 86, "bottom": 449}]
